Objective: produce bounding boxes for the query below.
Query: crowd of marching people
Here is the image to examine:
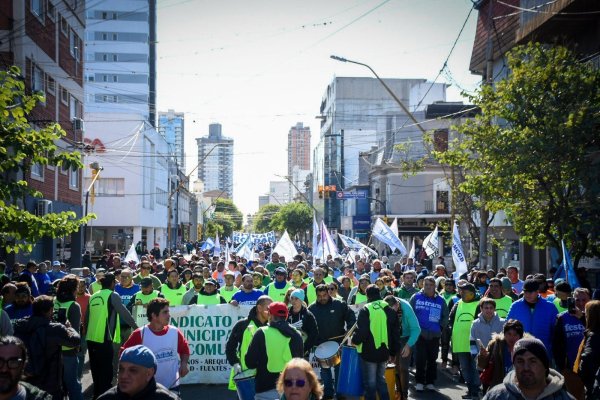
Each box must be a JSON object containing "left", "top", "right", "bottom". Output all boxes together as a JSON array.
[{"left": 0, "top": 243, "right": 599, "bottom": 400}]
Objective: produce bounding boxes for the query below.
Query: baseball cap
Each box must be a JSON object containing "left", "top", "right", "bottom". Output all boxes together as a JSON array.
[
  {"left": 268, "top": 302, "right": 289, "bottom": 318},
  {"left": 274, "top": 267, "right": 287, "bottom": 275},
  {"left": 359, "top": 274, "right": 370, "bottom": 283},
  {"left": 204, "top": 278, "right": 217, "bottom": 286},
  {"left": 52, "top": 261, "right": 61, "bottom": 267},
  {"left": 120, "top": 345, "right": 157, "bottom": 370}
]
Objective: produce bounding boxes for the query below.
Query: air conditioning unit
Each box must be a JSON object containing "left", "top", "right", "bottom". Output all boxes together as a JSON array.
[
  {"left": 72, "top": 118, "right": 84, "bottom": 130},
  {"left": 36, "top": 200, "right": 53, "bottom": 216}
]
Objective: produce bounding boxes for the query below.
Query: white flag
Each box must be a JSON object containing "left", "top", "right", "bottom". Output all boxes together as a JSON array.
[
  {"left": 371, "top": 218, "right": 407, "bottom": 256},
  {"left": 124, "top": 243, "right": 139, "bottom": 264},
  {"left": 452, "top": 221, "right": 468, "bottom": 276},
  {"left": 273, "top": 230, "right": 298, "bottom": 261},
  {"left": 312, "top": 215, "right": 319, "bottom": 261},
  {"left": 422, "top": 226, "right": 439, "bottom": 258},
  {"left": 213, "top": 232, "right": 221, "bottom": 257},
  {"left": 338, "top": 233, "right": 376, "bottom": 256},
  {"left": 321, "top": 221, "right": 339, "bottom": 259},
  {"left": 408, "top": 238, "right": 415, "bottom": 259},
  {"left": 389, "top": 218, "right": 398, "bottom": 238}
]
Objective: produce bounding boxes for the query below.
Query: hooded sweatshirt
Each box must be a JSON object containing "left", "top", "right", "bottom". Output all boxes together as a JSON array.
[{"left": 483, "top": 369, "right": 574, "bottom": 400}]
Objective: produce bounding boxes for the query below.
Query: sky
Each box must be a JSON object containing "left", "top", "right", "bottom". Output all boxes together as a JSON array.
[{"left": 155, "top": 0, "right": 482, "bottom": 217}]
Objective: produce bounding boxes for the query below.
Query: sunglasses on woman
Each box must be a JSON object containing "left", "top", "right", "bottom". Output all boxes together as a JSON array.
[{"left": 284, "top": 379, "right": 306, "bottom": 388}]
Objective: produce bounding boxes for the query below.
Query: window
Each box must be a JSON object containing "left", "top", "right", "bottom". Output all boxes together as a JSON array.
[
  {"left": 102, "top": 33, "right": 107, "bottom": 40},
  {"left": 112, "top": 33, "right": 118, "bottom": 41},
  {"left": 101, "top": 12, "right": 108, "bottom": 19},
  {"left": 69, "top": 96, "right": 80, "bottom": 120},
  {"left": 60, "top": 163, "right": 69, "bottom": 175},
  {"left": 84, "top": 178, "right": 125, "bottom": 196},
  {"left": 69, "top": 167, "right": 79, "bottom": 189},
  {"left": 86, "top": 74, "right": 94, "bottom": 82},
  {"left": 112, "top": 75, "right": 118, "bottom": 82},
  {"left": 31, "top": 0, "right": 44, "bottom": 20},
  {"left": 102, "top": 95, "right": 116, "bottom": 103},
  {"left": 47, "top": 2, "right": 56, "bottom": 21},
  {"left": 60, "top": 15, "right": 68, "bottom": 36},
  {"left": 32, "top": 65, "right": 44, "bottom": 94},
  {"left": 60, "top": 86, "right": 69, "bottom": 105},
  {"left": 112, "top": 12, "right": 118, "bottom": 20},
  {"left": 112, "top": 54, "right": 118, "bottom": 61},
  {"left": 46, "top": 75, "right": 55, "bottom": 95},
  {"left": 102, "top": 54, "right": 108, "bottom": 61},
  {"left": 69, "top": 30, "right": 79, "bottom": 60},
  {"left": 31, "top": 164, "right": 44, "bottom": 180},
  {"left": 102, "top": 75, "right": 107, "bottom": 82}
]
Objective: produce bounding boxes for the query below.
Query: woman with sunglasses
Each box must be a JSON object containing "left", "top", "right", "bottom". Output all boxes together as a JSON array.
[{"left": 277, "top": 358, "right": 323, "bottom": 400}]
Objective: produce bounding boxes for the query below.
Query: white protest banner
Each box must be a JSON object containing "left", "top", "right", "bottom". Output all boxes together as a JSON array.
[
  {"left": 124, "top": 243, "right": 139, "bottom": 264},
  {"left": 452, "top": 222, "right": 468, "bottom": 277},
  {"left": 170, "top": 304, "right": 253, "bottom": 384},
  {"left": 422, "top": 226, "right": 439, "bottom": 258},
  {"left": 133, "top": 305, "right": 148, "bottom": 328}
]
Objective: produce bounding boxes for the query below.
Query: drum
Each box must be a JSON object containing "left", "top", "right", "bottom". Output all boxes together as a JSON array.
[
  {"left": 233, "top": 369, "right": 256, "bottom": 400},
  {"left": 336, "top": 345, "right": 363, "bottom": 397},
  {"left": 314, "top": 341, "right": 341, "bottom": 368},
  {"left": 385, "top": 364, "right": 397, "bottom": 399}
]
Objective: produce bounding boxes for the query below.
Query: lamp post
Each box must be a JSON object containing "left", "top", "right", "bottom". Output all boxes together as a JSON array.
[
  {"left": 83, "top": 162, "right": 103, "bottom": 251},
  {"left": 330, "top": 55, "right": 426, "bottom": 135},
  {"left": 368, "top": 197, "right": 387, "bottom": 222}
]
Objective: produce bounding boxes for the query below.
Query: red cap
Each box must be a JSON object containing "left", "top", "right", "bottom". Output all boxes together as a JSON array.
[{"left": 268, "top": 302, "right": 289, "bottom": 319}]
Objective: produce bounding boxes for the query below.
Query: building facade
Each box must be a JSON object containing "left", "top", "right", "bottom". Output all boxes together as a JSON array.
[
  {"left": 158, "top": 109, "right": 185, "bottom": 170},
  {"left": 0, "top": 0, "right": 86, "bottom": 265},
  {"left": 196, "top": 123, "right": 234, "bottom": 199},
  {"left": 84, "top": 0, "right": 157, "bottom": 126},
  {"left": 288, "top": 122, "right": 311, "bottom": 199}
]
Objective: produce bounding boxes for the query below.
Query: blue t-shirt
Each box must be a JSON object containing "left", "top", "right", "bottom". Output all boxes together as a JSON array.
[
  {"left": 34, "top": 273, "right": 52, "bottom": 295},
  {"left": 231, "top": 289, "right": 263, "bottom": 306},
  {"left": 114, "top": 284, "right": 140, "bottom": 308}
]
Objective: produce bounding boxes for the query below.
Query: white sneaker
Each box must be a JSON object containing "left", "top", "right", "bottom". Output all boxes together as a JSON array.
[
  {"left": 415, "top": 383, "right": 424, "bottom": 392},
  {"left": 425, "top": 384, "right": 438, "bottom": 391}
]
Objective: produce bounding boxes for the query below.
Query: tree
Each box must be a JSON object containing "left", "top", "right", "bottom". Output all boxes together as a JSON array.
[
  {"left": 203, "top": 198, "right": 243, "bottom": 239},
  {"left": 270, "top": 202, "right": 312, "bottom": 238},
  {"left": 438, "top": 43, "right": 600, "bottom": 266},
  {"left": 252, "top": 204, "right": 281, "bottom": 232},
  {"left": 0, "top": 66, "right": 93, "bottom": 253}
]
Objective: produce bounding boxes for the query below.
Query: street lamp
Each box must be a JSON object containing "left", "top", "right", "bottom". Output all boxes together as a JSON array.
[
  {"left": 84, "top": 162, "right": 103, "bottom": 251},
  {"left": 330, "top": 55, "right": 426, "bottom": 135}
]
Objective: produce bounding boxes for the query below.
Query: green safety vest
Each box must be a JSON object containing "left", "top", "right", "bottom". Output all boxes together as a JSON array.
[
  {"left": 261, "top": 326, "right": 292, "bottom": 373},
  {"left": 53, "top": 299, "right": 76, "bottom": 351},
  {"left": 493, "top": 296, "right": 513, "bottom": 318},
  {"left": 136, "top": 291, "right": 159, "bottom": 305},
  {"left": 228, "top": 320, "right": 259, "bottom": 390},
  {"left": 220, "top": 287, "right": 239, "bottom": 303},
  {"left": 442, "top": 291, "right": 456, "bottom": 305},
  {"left": 354, "top": 291, "right": 368, "bottom": 305},
  {"left": 357, "top": 300, "right": 389, "bottom": 353},
  {"left": 553, "top": 297, "right": 568, "bottom": 314},
  {"left": 451, "top": 300, "right": 478, "bottom": 353},
  {"left": 90, "top": 281, "right": 101, "bottom": 294},
  {"left": 161, "top": 283, "right": 186, "bottom": 306},
  {"left": 306, "top": 282, "right": 324, "bottom": 305},
  {"left": 266, "top": 282, "right": 291, "bottom": 302},
  {"left": 197, "top": 293, "right": 222, "bottom": 305},
  {"left": 323, "top": 276, "right": 333, "bottom": 284},
  {"left": 86, "top": 289, "right": 120, "bottom": 344}
]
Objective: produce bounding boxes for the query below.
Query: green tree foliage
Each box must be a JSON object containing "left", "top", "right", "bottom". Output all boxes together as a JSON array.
[
  {"left": 436, "top": 43, "right": 600, "bottom": 266},
  {"left": 0, "top": 66, "right": 93, "bottom": 253},
  {"left": 270, "top": 202, "right": 312, "bottom": 238},
  {"left": 252, "top": 204, "right": 281, "bottom": 232},
  {"left": 205, "top": 198, "right": 243, "bottom": 238}
]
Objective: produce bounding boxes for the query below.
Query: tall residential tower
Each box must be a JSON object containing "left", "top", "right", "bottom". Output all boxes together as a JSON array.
[
  {"left": 287, "top": 122, "right": 311, "bottom": 200},
  {"left": 196, "top": 123, "right": 234, "bottom": 199},
  {"left": 158, "top": 109, "right": 185, "bottom": 170}
]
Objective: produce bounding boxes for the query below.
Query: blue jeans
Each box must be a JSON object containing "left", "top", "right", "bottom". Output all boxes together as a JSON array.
[
  {"left": 77, "top": 339, "right": 87, "bottom": 379},
  {"left": 457, "top": 352, "right": 480, "bottom": 395},
  {"left": 320, "top": 364, "right": 340, "bottom": 399},
  {"left": 63, "top": 354, "right": 83, "bottom": 400},
  {"left": 360, "top": 361, "right": 389, "bottom": 400}
]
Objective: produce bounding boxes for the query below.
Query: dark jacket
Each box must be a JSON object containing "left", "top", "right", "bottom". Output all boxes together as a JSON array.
[
  {"left": 483, "top": 369, "right": 574, "bottom": 400},
  {"left": 225, "top": 306, "right": 266, "bottom": 365},
  {"left": 352, "top": 300, "right": 400, "bottom": 363},
  {"left": 577, "top": 331, "right": 600, "bottom": 398},
  {"left": 245, "top": 320, "right": 303, "bottom": 393},
  {"left": 308, "top": 297, "right": 356, "bottom": 345},
  {"left": 97, "top": 378, "right": 180, "bottom": 400},
  {"left": 188, "top": 288, "right": 226, "bottom": 304},
  {"left": 13, "top": 316, "right": 80, "bottom": 397},
  {"left": 287, "top": 305, "right": 319, "bottom": 356}
]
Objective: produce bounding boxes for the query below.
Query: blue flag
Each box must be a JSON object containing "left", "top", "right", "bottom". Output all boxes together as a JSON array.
[{"left": 553, "top": 240, "right": 580, "bottom": 289}]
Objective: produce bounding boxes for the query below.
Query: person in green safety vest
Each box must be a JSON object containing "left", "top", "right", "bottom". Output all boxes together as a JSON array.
[
  {"left": 477, "top": 278, "right": 513, "bottom": 319},
  {"left": 348, "top": 274, "right": 370, "bottom": 305},
  {"left": 53, "top": 274, "right": 84, "bottom": 400},
  {"left": 89, "top": 269, "right": 105, "bottom": 295},
  {"left": 159, "top": 270, "right": 186, "bottom": 306},
  {"left": 127, "top": 277, "right": 165, "bottom": 319},
  {"left": 85, "top": 273, "right": 139, "bottom": 399},
  {"left": 449, "top": 282, "right": 480, "bottom": 400},
  {"left": 264, "top": 268, "right": 291, "bottom": 303},
  {"left": 352, "top": 284, "right": 400, "bottom": 400},
  {"left": 132, "top": 261, "right": 162, "bottom": 290},
  {"left": 225, "top": 295, "right": 272, "bottom": 391},
  {"left": 304, "top": 267, "right": 326, "bottom": 306},
  {"left": 550, "top": 281, "right": 572, "bottom": 313},
  {"left": 189, "top": 279, "right": 226, "bottom": 305},
  {"left": 219, "top": 272, "right": 239, "bottom": 303},
  {"left": 182, "top": 273, "right": 204, "bottom": 305},
  {"left": 245, "top": 301, "right": 304, "bottom": 400}
]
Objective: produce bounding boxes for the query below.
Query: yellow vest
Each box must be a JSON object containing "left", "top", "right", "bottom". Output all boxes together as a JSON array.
[
  {"left": 451, "top": 300, "right": 478, "bottom": 353},
  {"left": 261, "top": 326, "right": 292, "bottom": 373}
]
